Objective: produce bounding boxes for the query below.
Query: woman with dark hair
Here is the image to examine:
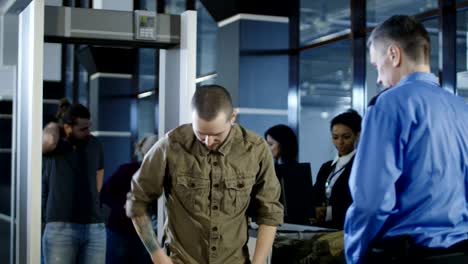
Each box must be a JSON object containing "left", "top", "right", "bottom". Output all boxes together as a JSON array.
[
  {"left": 311, "top": 109, "right": 362, "bottom": 229},
  {"left": 264, "top": 124, "right": 298, "bottom": 164}
]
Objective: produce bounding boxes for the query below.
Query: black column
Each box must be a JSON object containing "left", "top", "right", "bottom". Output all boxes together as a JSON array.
[
  {"left": 186, "top": 0, "right": 195, "bottom": 11},
  {"left": 351, "top": 0, "right": 366, "bottom": 113},
  {"left": 131, "top": 52, "right": 140, "bottom": 162},
  {"left": 288, "top": 0, "right": 299, "bottom": 135},
  {"left": 63, "top": 0, "right": 74, "bottom": 101},
  {"left": 157, "top": 0, "right": 165, "bottom": 13},
  {"left": 439, "top": 0, "right": 457, "bottom": 93},
  {"left": 73, "top": 0, "right": 90, "bottom": 103}
]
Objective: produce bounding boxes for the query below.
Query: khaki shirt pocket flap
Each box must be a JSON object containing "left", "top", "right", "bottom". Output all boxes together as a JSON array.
[
  {"left": 177, "top": 176, "right": 210, "bottom": 189},
  {"left": 225, "top": 177, "right": 255, "bottom": 190}
]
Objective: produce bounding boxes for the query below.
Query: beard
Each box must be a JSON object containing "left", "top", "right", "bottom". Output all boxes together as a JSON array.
[{"left": 69, "top": 134, "right": 89, "bottom": 145}]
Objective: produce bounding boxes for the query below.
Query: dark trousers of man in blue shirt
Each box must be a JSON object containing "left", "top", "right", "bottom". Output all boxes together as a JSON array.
[{"left": 365, "top": 236, "right": 468, "bottom": 264}]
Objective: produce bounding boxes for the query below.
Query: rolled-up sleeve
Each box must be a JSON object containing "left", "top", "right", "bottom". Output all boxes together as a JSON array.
[
  {"left": 251, "top": 141, "right": 284, "bottom": 226},
  {"left": 126, "top": 137, "right": 168, "bottom": 218}
]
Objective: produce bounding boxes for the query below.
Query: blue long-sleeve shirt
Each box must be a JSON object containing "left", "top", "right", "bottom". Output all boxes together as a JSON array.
[{"left": 344, "top": 72, "right": 468, "bottom": 264}]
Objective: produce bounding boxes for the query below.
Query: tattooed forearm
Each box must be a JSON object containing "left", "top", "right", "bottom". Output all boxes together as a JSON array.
[{"left": 132, "top": 214, "right": 160, "bottom": 254}]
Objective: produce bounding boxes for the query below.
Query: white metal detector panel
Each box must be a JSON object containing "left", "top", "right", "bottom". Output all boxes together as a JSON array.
[
  {"left": 16, "top": 0, "right": 44, "bottom": 263},
  {"left": 157, "top": 10, "right": 197, "bottom": 243}
]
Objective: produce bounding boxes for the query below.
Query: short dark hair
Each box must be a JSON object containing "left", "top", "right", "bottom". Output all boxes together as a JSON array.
[
  {"left": 61, "top": 103, "right": 90, "bottom": 125},
  {"left": 191, "top": 85, "right": 233, "bottom": 121},
  {"left": 330, "top": 109, "right": 362, "bottom": 134},
  {"left": 264, "top": 124, "right": 298, "bottom": 163},
  {"left": 368, "top": 15, "right": 430, "bottom": 64}
]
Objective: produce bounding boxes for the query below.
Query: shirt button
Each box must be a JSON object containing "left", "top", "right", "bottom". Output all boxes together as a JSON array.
[
  {"left": 213, "top": 161, "right": 218, "bottom": 166},
  {"left": 212, "top": 227, "right": 218, "bottom": 231},
  {"left": 211, "top": 246, "right": 217, "bottom": 251},
  {"left": 213, "top": 183, "right": 219, "bottom": 188},
  {"left": 213, "top": 205, "right": 218, "bottom": 210}
]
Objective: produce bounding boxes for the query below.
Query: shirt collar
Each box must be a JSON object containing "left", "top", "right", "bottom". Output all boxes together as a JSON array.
[
  {"left": 217, "top": 124, "right": 239, "bottom": 156},
  {"left": 398, "top": 72, "right": 439, "bottom": 87},
  {"left": 194, "top": 139, "right": 210, "bottom": 156},
  {"left": 331, "top": 149, "right": 356, "bottom": 167},
  {"left": 193, "top": 124, "right": 239, "bottom": 156}
]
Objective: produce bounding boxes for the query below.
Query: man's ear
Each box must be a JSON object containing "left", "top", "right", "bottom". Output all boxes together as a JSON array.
[
  {"left": 63, "top": 123, "right": 72, "bottom": 137},
  {"left": 388, "top": 44, "right": 402, "bottom": 67},
  {"left": 230, "top": 109, "right": 239, "bottom": 125}
]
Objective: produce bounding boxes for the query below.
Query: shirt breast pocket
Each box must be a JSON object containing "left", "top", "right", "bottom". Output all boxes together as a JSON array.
[
  {"left": 223, "top": 176, "right": 255, "bottom": 214},
  {"left": 175, "top": 175, "right": 210, "bottom": 214}
]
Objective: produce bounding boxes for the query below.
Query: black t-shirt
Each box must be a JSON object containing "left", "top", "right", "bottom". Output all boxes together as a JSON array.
[{"left": 42, "top": 135, "right": 104, "bottom": 224}]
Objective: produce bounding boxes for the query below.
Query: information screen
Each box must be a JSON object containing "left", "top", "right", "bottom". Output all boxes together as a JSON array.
[{"left": 135, "top": 11, "right": 157, "bottom": 40}]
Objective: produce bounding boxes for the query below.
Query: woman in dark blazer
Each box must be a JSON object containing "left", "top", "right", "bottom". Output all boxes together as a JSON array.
[{"left": 312, "top": 109, "right": 362, "bottom": 230}]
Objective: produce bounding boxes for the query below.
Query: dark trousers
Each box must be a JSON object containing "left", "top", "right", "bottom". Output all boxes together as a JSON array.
[
  {"left": 106, "top": 228, "right": 152, "bottom": 264},
  {"left": 366, "top": 236, "right": 468, "bottom": 264}
]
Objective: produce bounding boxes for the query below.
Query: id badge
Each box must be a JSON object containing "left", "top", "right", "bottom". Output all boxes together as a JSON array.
[{"left": 325, "top": 206, "right": 332, "bottom": 222}]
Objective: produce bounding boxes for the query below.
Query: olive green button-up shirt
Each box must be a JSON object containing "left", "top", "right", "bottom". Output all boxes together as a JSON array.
[{"left": 126, "top": 124, "right": 284, "bottom": 264}]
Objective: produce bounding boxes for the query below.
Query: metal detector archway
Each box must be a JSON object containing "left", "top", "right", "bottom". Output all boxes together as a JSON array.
[{"left": 13, "top": 2, "right": 195, "bottom": 262}]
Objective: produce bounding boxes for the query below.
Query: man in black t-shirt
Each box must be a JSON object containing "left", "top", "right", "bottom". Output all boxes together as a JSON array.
[{"left": 42, "top": 102, "right": 106, "bottom": 264}]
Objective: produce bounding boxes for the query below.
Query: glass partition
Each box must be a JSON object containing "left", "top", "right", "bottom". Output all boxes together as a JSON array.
[
  {"left": 300, "top": 0, "right": 350, "bottom": 46},
  {"left": 299, "top": 40, "right": 352, "bottom": 181}
]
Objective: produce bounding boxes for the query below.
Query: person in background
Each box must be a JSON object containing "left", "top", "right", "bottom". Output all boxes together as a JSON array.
[
  {"left": 264, "top": 124, "right": 298, "bottom": 164},
  {"left": 311, "top": 109, "right": 361, "bottom": 230},
  {"left": 345, "top": 15, "right": 468, "bottom": 264},
  {"left": 100, "top": 134, "right": 158, "bottom": 264},
  {"left": 42, "top": 100, "right": 106, "bottom": 264}
]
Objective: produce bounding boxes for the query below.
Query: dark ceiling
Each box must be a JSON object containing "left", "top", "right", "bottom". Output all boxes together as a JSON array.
[{"left": 76, "top": 46, "right": 138, "bottom": 75}]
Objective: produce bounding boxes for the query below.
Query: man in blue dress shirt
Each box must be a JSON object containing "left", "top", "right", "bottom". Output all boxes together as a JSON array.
[{"left": 344, "top": 15, "right": 468, "bottom": 264}]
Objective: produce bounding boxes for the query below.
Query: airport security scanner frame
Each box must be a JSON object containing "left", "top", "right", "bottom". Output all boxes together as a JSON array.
[{"left": 13, "top": 1, "right": 196, "bottom": 263}]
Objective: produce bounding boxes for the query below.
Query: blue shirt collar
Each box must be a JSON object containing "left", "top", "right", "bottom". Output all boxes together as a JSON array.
[{"left": 398, "top": 72, "right": 439, "bottom": 87}]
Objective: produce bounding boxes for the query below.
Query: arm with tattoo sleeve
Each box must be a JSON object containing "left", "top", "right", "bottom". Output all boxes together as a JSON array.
[
  {"left": 132, "top": 214, "right": 160, "bottom": 253},
  {"left": 132, "top": 214, "right": 173, "bottom": 264},
  {"left": 127, "top": 137, "right": 172, "bottom": 263}
]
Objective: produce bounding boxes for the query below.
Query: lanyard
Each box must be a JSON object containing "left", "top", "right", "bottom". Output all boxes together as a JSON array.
[{"left": 325, "top": 164, "right": 347, "bottom": 204}]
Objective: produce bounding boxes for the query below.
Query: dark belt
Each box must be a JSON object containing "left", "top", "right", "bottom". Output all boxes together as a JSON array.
[{"left": 366, "top": 236, "right": 468, "bottom": 264}]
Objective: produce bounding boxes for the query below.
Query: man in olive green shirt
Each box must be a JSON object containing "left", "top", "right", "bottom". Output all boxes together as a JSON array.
[{"left": 126, "top": 85, "right": 284, "bottom": 264}]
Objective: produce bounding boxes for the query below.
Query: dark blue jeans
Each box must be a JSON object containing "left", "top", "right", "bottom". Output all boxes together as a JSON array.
[
  {"left": 106, "top": 228, "right": 152, "bottom": 264},
  {"left": 42, "top": 222, "right": 106, "bottom": 264}
]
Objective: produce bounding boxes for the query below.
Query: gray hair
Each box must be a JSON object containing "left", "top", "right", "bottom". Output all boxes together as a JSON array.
[
  {"left": 368, "top": 15, "right": 430, "bottom": 64},
  {"left": 134, "top": 134, "right": 158, "bottom": 160}
]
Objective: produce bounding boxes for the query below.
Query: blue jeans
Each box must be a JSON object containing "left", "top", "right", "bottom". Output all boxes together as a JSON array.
[
  {"left": 42, "top": 222, "right": 106, "bottom": 264},
  {"left": 106, "top": 228, "right": 152, "bottom": 264}
]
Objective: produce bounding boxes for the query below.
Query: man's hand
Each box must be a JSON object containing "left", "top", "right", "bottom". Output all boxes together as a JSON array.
[
  {"left": 313, "top": 206, "right": 327, "bottom": 224},
  {"left": 96, "top": 169, "right": 104, "bottom": 192},
  {"left": 151, "top": 249, "right": 174, "bottom": 264},
  {"left": 43, "top": 122, "right": 60, "bottom": 153}
]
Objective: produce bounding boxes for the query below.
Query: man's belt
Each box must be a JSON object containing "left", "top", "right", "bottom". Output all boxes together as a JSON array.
[{"left": 367, "top": 235, "right": 468, "bottom": 262}]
